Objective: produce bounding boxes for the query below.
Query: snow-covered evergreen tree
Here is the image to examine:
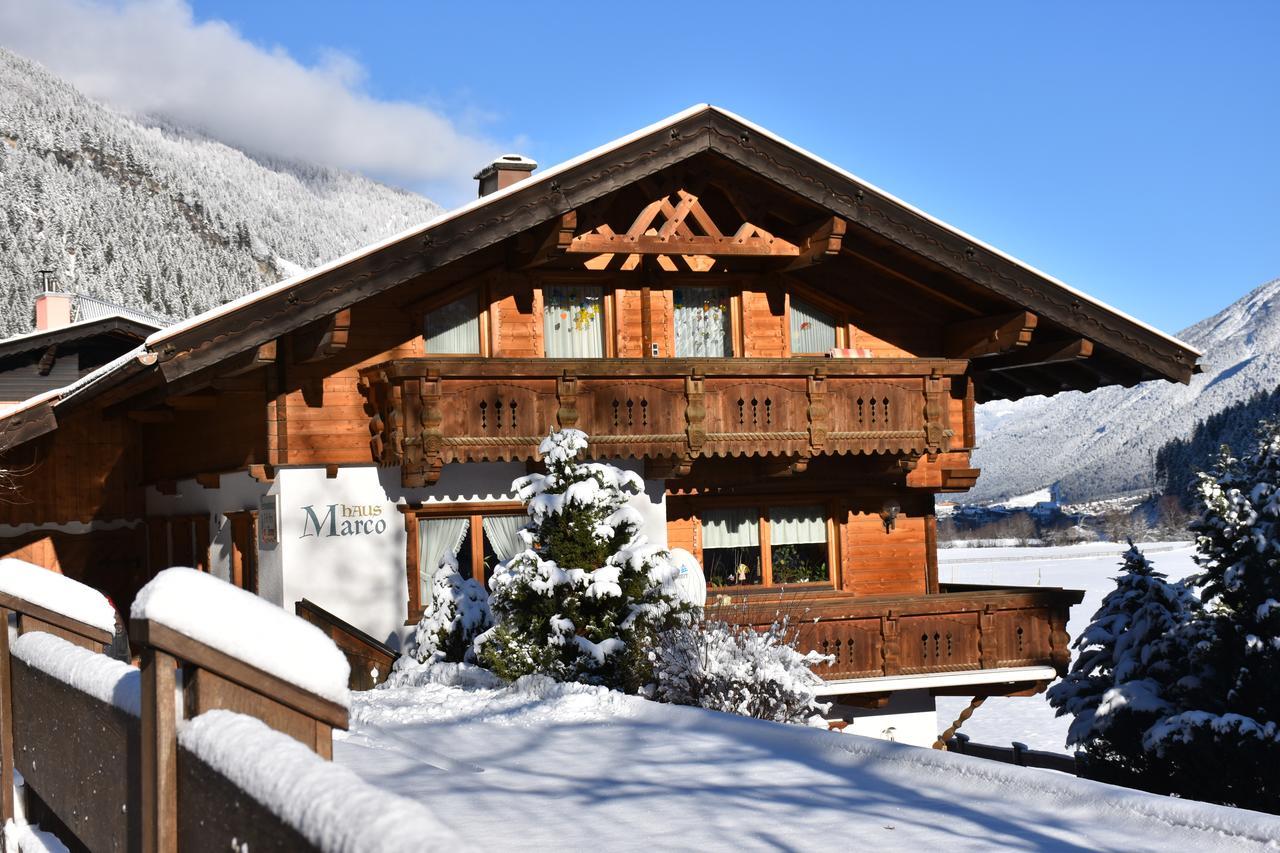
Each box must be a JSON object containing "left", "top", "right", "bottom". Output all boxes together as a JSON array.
[
  {"left": 475, "top": 429, "right": 689, "bottom": 693},
  {"left": 1046, "top": 543, "right": 1196, "bottom": 789},
  {"left": 649, "top": 618, "right": 831, "bottom": 724},
  {"left": 406, "top": 553, "right": 493, "bottom": 664},
  {"left": 1144, "top": 429, "right": 1280, "bottom": 812}
]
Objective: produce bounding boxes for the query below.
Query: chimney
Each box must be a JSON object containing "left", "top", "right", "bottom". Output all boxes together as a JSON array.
[
  {"left": 34, "top": 272, "right": 73, "bottom": 331},
  {"left": 474, "top": 154, "right": 537, "bottom": 197}
]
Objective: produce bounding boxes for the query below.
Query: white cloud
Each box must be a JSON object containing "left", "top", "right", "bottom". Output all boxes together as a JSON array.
[{"left": 0, "top": 0, "right": 507, "bottom": 205}]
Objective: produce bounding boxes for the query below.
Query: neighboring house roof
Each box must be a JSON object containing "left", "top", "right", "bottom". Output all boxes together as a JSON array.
[
  {"left": 0, "top": 315, "right": 161, "bottom": 361},
  {"left": 0, "top": 104, "right": 1202, "bottom": 451},
  {"left": 71, "top": 293, "right": 166, "bottom": 327}
]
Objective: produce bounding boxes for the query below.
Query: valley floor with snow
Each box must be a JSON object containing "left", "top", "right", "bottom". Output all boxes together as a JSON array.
[
  {"left": 334, "top": 542, "right": 1280, "bottom": 851},
  {"left": 936, "top": 541, "right": 1199, "bottom": 754}
]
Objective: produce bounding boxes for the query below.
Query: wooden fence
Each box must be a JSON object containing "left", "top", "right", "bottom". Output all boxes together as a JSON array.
[
  {"left": 0, "top": 584, "right": 430, "bottom": 852},
  {"left": 947, "top": 732, "right": 1081, "bottom": 775},
  {"left": 295, "top": 599, "right": 397, "bottom": 692}
]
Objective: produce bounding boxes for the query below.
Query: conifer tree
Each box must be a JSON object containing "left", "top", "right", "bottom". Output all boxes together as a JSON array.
[
  {"left": 476, "top": 429, "right": 690, "bottom": 692},
  {"left": 1145, "top": 428, "right": 1280, "bottom": 811},
  {"left": 1046, "top": 543, "right": 1196, "bottom": 789}
]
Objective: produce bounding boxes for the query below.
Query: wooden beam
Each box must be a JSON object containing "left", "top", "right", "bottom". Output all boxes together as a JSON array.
[
  {"left": 982, "top": 338, "right": 1093, "bottom": 372},
  {"left": 784, "top": 216, "right": 847, "bottom": 270},
  {"left": 127, "top": 409, "right": 175, "bottom": 424},
  {"left": 569, "top": 233, "right": 799, "bottom": 257},
  {"left": 222, "top": 340, "right": 277, "bottom": 377},
  {"left": 944, "top": 311, "right": 1037, "bottom": 358},
  {"left": 36, "top": 344, "right": 58, "bottom": 377},
  {"left": 248, "top": 463, "right": 275, "bottom": 483},
  {"left": 296, "top": 309, "right": 352, "bottom": 363},
  {"left": 195, "top": 473, "right": 221, "bottom": 490},
  {"left": 139, "top": 646, "right": 178, "bottom": 853},
  {"left": 166, "top": 393, "right": 220, "bottom": 411}
]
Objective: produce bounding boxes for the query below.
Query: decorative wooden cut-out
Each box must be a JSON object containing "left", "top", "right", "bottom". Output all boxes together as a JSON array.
[{"left": 569, "top": 189, "right": 800, "bottom": 272}]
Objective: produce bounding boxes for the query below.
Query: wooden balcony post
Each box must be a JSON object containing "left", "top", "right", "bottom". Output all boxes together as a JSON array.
[
  {"left": 806, "top": 371, "right": 829, "bottom": 452},
  {"left": 880, "top": 609, "right": 901, "bottom": 676},
  {"left": 978, "top": 604, "right": 997, "bottom": 669},
  {"left": 556, "top": 374, "right": 579, "bottom": 428},
  {"left": 1049, "top": 607, "right": 1071, "bottom": 675},
  {"left": 684, "top": 372, "right": 706, "bottom": 456},
  {"left": 0, "top": 606, "right": 14, "bottom": 826},
  {"left": 140, "top": 646, "right": 178, "bottom": 853},
  {"left": 925, "top": 373, "right": 946, "bottom": 455}
]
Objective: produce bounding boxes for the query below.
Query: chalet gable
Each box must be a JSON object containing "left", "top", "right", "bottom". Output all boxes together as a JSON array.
[{"left": 0, "top": 105, "right": 1199, "bottom": 452}]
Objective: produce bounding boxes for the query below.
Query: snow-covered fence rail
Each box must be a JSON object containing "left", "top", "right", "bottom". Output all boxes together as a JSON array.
[
  {"left": 294, "top": 598, "right": 396, "bottom": 691},
  {"left": 0, "top": 566, "right": 456, "bottom": 852},
  {"left": 948, "top": 732, "right": 1079, "bottom": 775}
]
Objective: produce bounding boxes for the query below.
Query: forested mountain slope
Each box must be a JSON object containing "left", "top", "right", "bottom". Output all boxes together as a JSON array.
[
  {"left": 969, "top": 277, "right": 1280, "bottom": 503},
  {"left": 0, "top": 48, "right": 442, "bottom": 337}
]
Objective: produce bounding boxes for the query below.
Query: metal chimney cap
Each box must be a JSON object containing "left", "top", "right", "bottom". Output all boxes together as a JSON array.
[{"left": 473, "top": 154, "right": 538, "bottom": 181}]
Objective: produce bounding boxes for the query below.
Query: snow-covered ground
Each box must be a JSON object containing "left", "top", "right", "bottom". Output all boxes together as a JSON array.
[
  {"left": 936, "top": 542, "right": 1199, "bottom": 754},
  {"left": 337, "top": 656, "right": 1280, "bottom": 851}
]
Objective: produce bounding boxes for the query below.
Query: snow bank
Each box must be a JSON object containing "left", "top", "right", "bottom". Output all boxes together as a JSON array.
[
  {"left": 0, "top": 558, "right": 116, "bottom": 634},
  {"left": 345, "top": 664, "right": 1280, "bottom": 851},
  {"left": 10, "top": 632, "right": 140, "bottom": 716},
  {"left": 131, "top": 568, "right": 349, "bottom": 706},
  {"left": 179, "top": 710, "right": 458, "bottom": 852}
]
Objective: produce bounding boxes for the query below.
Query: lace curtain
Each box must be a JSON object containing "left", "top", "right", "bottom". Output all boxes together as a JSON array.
[
  {"left": 768, "top": 505, "right": 826, "bottom": 545},
  {"left": 674, "top": 287, "right": 731, "bottom": 357},
  {"left": 790, "top": 298, "right": 837, "bottom": 354},
  {"left": 425, "top": 292, "right": 480, "bottom": 354},
  {"left": 418, "top": 517, "right": 470, "bottom": 606},
  {"left": 543, "top": 286, "right": 604, "bottom": 357},
  {"left": 482, "top": 515, "right": 525, "bottom": 566}
]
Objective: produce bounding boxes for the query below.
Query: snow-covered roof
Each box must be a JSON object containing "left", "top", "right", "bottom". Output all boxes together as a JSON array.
[{"left": 0, "top": 105, "right": 1202, "bottom": 439}]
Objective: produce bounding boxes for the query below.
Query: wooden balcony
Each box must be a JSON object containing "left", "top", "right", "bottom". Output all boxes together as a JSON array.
[
  {"left": 708, "top": 584, "right": 1082, "bottom": 684},
  {"left": 357, "top": 358, "right": 965, "bottom": 486}
]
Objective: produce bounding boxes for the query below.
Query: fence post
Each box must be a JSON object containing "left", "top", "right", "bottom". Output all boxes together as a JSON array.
[
  {"left": 0, "top": 607, "right": 14, "bottom": 827},
  {"left": 140, "top": 647, "right": 178, "bottom": 853},
  {"left": 1011, "top": 741, "right": 1028, "bottom": 767}
]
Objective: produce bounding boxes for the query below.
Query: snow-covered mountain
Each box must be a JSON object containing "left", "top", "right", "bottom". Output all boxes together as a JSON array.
[
  {"left": 968, "top": 276, "right": 1280, "bottom": 503},
  {"left": 0, "top": 48, "right": 443, "bottom": 337}
]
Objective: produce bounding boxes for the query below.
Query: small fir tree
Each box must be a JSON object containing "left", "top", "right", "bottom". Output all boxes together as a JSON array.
[
  {"left": 1046, "top": 543, "right": 1196, "bottom": 789},
  {"left": 1144, "top": 429, "right": 1280, "bottom": 811},
  {"left": 475, "top": 429, "right": 689, "bottom": 693},
  {"left": 406, "top": 552, "right": 493, "bottom": 664}
]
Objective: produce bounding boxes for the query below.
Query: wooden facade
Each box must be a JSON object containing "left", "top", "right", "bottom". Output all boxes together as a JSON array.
[{"left": 0, "top": 106, "right": 1199, "bottom": 699}]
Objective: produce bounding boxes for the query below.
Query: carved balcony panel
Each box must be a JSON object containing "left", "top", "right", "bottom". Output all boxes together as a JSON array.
[
  {"left": 707, "top": 584, "right": 1083, "bottom": 683},
  {"left": 357, "top": 358, "right": 967, "bottom": 487}
]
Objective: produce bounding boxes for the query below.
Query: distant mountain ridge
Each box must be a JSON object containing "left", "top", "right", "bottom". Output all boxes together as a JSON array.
[
  {"left": 0, "top": 48, "right": 443, "bottom": 338},
  {"left": 968, "top": 276, "right": 1280, "bottom": 503}
]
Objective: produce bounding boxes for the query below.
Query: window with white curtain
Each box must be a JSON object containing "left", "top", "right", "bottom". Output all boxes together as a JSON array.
[
  {"left": 543, "top": 286, "right": 604, "bottom": 357},
  {"left": 768, "top": 505, "right": 829, "bottom": 584},
  {"left": 418, "top": 517, "right": 470, "bottom": 607},
  {"left": 702, "top": 507, "right": 761, "bottom": 586},
  {"left": 674, "top": 287, "right": 732, "bottom": 357},
  {"left": 789, "top": 297, "right": 837, "bottom": 354},
  {"left": 700, "top": 504, "right": 831, "bottom": 588},
  {"left": 425, "top": 292, "right": 480, "bottom": 354},
  {"left": 414, "top": 512, "right": 527, "bottom": 613}
]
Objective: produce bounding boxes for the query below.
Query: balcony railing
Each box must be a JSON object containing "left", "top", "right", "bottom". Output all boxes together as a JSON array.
[
  {"left": 357, "top": 358, "right": 964, "bottom": 486},
  {"left": 707, "top": 584, "right": 1082, "bottom": 682}
]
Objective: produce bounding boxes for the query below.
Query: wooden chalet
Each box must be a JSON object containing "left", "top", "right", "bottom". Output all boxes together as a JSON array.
[{"left": 0, "top": 106, "right": 1199, "bottom": 745}]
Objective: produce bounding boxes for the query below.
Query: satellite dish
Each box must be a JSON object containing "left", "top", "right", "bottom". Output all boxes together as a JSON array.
[{"left": 667, "top": 548, "right": 707, "bottom": 608}]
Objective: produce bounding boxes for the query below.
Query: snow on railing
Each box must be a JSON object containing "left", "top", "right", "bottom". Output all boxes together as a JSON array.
[{"left": 0, "top": 557, "right": 117, "bottom": 637}]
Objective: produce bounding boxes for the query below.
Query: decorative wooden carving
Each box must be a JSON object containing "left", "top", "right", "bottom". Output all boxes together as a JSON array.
[
  {"left": 297, "top": 308, "right": 352, "bottom": 363},
  {"left": 784, "top": 216, "right": 847, "bottom": 271},
  {"left": 569, "top": 188, "right": 800, "bottom": 272},
  {"left": 944, "top": 311, "right": 1037, "bottom": 359}
]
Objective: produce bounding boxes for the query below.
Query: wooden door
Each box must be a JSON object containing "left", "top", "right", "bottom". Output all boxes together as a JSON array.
[{"left": 226, "top": 511, "right": 259, "bottom": 594}]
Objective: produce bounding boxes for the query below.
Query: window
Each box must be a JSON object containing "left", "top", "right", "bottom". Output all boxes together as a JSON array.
[
  {"left": 425, "top": 292, "right": 481, "bottom": 354},
  {"left": 789, "top": 297, "right": 837, "bottom": 354},
  {"left": 674, "top": 287, "right": 732, "bottom": 357},
  {"left": 543, "top": 286, "right": 604, "bottom": 357},
  {"left": 701, "top": 504, "right": 830, "bottom": 588},
  {"left": 412, "top": 509, "right": 526, "bottom": 615}
]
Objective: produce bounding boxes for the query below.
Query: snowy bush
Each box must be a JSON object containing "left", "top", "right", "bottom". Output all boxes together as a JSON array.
[
  {"left": 406, "top": 554, "right": 493, "bottom": 664},
  {"left": 1140, "top": 429, "right": 1280, "bottom": 812},
  {"left": 1046, "top": 543, "right": 1197, "bottom": 789},
  {"left": 475, "top": 429, "right": 690, "bottom": 693},
  {"left": 649, "top": 618, "right": 831, "bottom": 724}
]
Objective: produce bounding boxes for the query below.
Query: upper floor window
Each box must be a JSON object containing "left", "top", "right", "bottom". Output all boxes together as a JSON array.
[
  {"left": 674, "top": 287, "right": 732, "bottom": 357},
  {"left": 544, "top": 286, "right": 604, "bottom": 358},
  {"left": 425, "top": 292, "right": 480, "bottom": 354},
  {"left": 790, "top": 297, "right": 837, "bottom": 355}
]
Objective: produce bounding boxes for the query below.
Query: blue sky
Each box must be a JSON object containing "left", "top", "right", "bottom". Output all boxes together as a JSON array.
[{"left": 7, "top": 1, "right": 1278, "bottom": 334}]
